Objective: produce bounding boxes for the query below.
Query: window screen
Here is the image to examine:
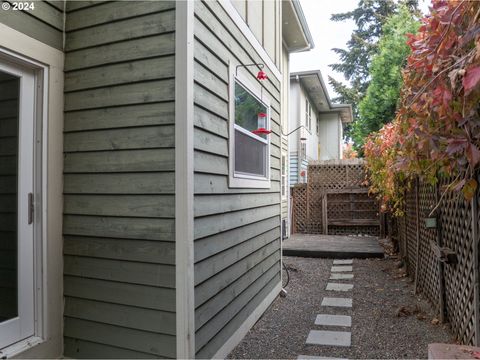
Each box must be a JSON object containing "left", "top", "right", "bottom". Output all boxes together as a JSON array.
[
  {"left": 233, "top": 80, "right": 269, "bottom": 178},
  {"left": 235, "top": 129, "right": 267, "bottom": 176}
]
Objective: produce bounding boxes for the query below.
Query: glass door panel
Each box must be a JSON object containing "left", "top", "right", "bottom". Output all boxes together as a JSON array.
[{"left": 0, "top": 72, "right": 19, "bottom": 325}]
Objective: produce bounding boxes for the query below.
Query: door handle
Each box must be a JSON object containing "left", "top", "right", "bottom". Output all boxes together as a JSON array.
[{"left": 28, "top": 192, "right": 33, "bottom": 224}]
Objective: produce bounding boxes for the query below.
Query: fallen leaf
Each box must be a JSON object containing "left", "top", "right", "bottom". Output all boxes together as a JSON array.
[
  {"left": 416, "top": 313, "right": 427, "bottom": 320},
  {"left": 431, "top": 318, "right": 440, "bottom": 325}
]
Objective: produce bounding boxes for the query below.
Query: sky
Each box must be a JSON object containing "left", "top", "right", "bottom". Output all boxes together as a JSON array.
[{"left": 291, "top": 0, "right": 432, "bottom": 99}]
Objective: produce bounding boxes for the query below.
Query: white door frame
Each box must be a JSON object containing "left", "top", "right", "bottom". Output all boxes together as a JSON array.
[
  {"left": 0, "top": 23, "right": 64, "bottom": 359},
  {"left": 0, "top": 56, "right": 36, "bottom": 350}
]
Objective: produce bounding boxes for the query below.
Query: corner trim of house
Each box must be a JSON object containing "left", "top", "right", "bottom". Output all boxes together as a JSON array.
[
  {"left": 212, "top": 282, "right": 282, "bottom": 359},
  {"left": 175, "top": 1, "right": 196, "bottom": 358},
  {"left": 218, "top": 0, "right": 282, "bottom": 81}
]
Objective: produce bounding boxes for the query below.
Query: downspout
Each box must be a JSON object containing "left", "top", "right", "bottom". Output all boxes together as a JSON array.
[{"left": 296, "top": 75, "right": 302, "bottom": 184}]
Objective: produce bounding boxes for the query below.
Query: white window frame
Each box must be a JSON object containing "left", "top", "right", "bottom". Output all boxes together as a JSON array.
[
  {"left": 300, "top": 141, "right": 306, "bottom": 160},
  {"left": 229, "top": 65, "right": 271, "bottom": 189},
  {"left": 0, "top": 47, "right": 49, "bottom": 358},
  {"left": 305, "top": 98, "right": 311, "bottom": 131}
]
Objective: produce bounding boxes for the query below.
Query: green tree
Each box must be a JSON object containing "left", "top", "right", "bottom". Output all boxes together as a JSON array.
[
  {"left": 352, "top": 6, "right": 419, "bottom": 151},
  {"left": 328, "top": 0, "right": 419, "bottom": 140}
]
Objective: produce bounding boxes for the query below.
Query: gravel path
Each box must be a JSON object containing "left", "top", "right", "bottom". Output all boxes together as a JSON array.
[{"left": 227, "top": 256, "right": 453, "bottom": 359}]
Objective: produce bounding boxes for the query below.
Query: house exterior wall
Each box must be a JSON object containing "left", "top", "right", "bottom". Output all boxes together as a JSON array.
[
  {"left": 62, "top": 2, "right": 177, "bottom": 358},
  {"left": 231, "top": 0, "right": 282, "bottom": 68},
  {"left": 288, "top": 80, "right": 320, "bottom": 185},
  {"left": 317, "top": 112, "right": 342, "bottom": 160},
  {"left": 289, "top": 79, "right": 344, "bottom": 184},
  {"left": 192, "top": 1, "right": 282, "bottom": 357},
  {"left": 0, "top": 0, "right": 299, "bottom": 358},
  {"left": 0, "top": 1, "right": 63, "bottom": 50}
]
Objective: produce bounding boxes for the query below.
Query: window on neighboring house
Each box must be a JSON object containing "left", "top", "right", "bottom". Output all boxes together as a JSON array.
[
  {"left": 305, "top": 98, "right": 312, "bottom": 131},
  {"left": 300, "top": 142, "right": 306, "bottom": 160},
  {"left": 229, "top": 71, "right": 271, "bottom": 188},
  {"left": 281, "top": 153, "right": 287, "bottom": 198}
]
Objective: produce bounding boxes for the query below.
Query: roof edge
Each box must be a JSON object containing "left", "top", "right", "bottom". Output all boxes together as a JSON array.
[
  {"left": 291, "top": 70, "right": 353, "bottom": 123},
  {"left": 288, "top": 0, "right": 315, "bottom": 52}
]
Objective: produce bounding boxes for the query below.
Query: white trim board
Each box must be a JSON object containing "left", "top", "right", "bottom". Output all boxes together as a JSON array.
[
  {"left": 175, "top": 1, "right": 196, "bottom": 358},
  {"left": 218, "top": 0, "right": 282, "bottom": 81},
  {"left": 212, "top": 282, "right": 282, "bottom": 359}
]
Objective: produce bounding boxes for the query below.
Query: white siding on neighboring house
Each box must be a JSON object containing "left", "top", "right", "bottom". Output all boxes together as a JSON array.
[
  {"left": 288, "top": 71, "right": 350, "bottom": 185},
  {"left": 288, "top": 80, "right": 320, "bottom": 184},
  {"left": 318, "top": 112, "right": 343, "bottom": 160}
]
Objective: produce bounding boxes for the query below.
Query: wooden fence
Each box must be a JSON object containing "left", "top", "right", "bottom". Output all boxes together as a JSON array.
[
  {"left": 291, "top": 159, "right": 380, "bottom": 236},
  {"left": 392, "top": 174, "right": 480, "bottom": 345}
]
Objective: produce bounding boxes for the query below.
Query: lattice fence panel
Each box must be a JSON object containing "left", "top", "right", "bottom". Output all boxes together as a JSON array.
[
  {"left": 439, "top": 176, "right": 475, "bottom": 345},
  {"left": 328, "top": 225, "right": 380, "bottom": 236},
  {"left": 395, "top": 215, "right": 407, "bottom": 258},
  {"left": 404, "top": 182, "right": 418, "bottom": 277},
  {"left": 292, "top": 184, "right": 308, "bottom": 233},
  {"left": 327, "top": 193, "right": 378, "bottom": 220},
  {"left": 417, "top": 181, "right": 440, "bottom": 309},
  {"left": 291, "top": 160, "right": 379, "bottom": 236},
  {"left": 306, "top": 186, "right": 323, "bottom": 234},
  {"left": 308, "top": 160, "right": 367, "bottom": 188}
]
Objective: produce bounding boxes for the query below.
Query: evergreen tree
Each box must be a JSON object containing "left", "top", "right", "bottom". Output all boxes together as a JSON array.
[
  {"left": 329, "top": 0, "right": 419, "bottom": 141},
  {"left": 352, "top": 6, "right": 419, "bottom": 152}
]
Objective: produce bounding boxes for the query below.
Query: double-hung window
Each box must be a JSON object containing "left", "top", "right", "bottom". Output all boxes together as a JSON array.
[{"left": 229, "top": 70, "right": 271, "bottom": 188}]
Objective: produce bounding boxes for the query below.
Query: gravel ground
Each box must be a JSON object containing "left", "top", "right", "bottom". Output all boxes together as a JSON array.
[{"left": 228, "top": 256, "right": 453, "bottom": 359}]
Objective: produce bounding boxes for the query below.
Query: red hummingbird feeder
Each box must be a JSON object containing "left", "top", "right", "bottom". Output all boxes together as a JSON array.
[
  {"left": 252, "top": 112, "right": 271, "bottom": 135},
  {"left": 256, "top": 70, "right": 268, "bottom": 80}
]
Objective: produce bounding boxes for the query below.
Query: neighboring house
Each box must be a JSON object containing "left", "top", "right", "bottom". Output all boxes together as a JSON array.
[
  {"left": 0, "top": 1, "right": 312, "bottom": 359},
  {"left": 289, "top": 70, "right": 352, "bottom": 186}
]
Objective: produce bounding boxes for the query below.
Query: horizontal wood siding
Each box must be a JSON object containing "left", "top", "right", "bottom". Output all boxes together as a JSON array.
[
  {"left": 193, "top": 1, "right": 282, "bottom": 357},
  {"left": 0, "top": 0, "right": 64, "bottom": 49},
  {"left": 63, "top": 2, "right": 176, "bottom": 358}
]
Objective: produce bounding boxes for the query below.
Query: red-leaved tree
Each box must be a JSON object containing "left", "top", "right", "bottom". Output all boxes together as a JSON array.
[{"left": 365, "top": 0, "right": 480, "bottom": 213}]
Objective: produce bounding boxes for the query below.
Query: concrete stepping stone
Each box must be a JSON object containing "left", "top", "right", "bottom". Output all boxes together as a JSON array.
[
  {"left": 331, "top": 266, "right": 352, "bottom": 272},
  {"left": 298, "top": 356, "right": 348, "bottom": 360},
  {"left": 315, "top": 314, "right": 351, "bottom": 327},
  {"left": 321, "top": 297, "right": 352, "bottom": 308},
  {"left": 330, "top": 273, "right": 354, "bottom": 280},
  {"left": 306, "top": 330, "right": 351, "bottom": 347},
  {"left": 333, "top": 259, "right": 353, "bottom": 265},
  {"left": 326, "top": 283, "right": 353, "bottom": 292}
]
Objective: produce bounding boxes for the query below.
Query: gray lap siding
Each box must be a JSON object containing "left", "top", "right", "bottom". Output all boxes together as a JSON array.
[
  {"left": 193, "top": 1, "right": 282, "bottom": 358},
  {"left": 0, "top": 0, "right": 64, "bottom": 50},
  {"left": 63, "top": 1, "right": 177, "bottom": 358}
]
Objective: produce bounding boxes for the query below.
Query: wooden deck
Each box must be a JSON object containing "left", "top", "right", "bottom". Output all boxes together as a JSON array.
[{"left": 282, "top": 234, "right": 384, "bottom": 259}]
